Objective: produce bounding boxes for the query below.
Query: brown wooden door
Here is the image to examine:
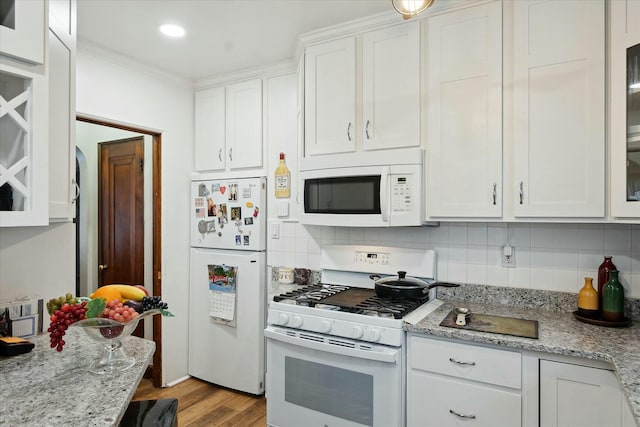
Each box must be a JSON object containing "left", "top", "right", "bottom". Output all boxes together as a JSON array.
[{"left": 98, "top": 137, "right": 145, "bottom": 290}]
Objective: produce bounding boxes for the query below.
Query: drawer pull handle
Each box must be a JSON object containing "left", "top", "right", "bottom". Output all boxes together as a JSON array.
[
  {"left": 450, "top": 409, "right": 476, "bottom": 419},
  {"left": 449, "top": 357, "right": 476, "bottom": 366}
]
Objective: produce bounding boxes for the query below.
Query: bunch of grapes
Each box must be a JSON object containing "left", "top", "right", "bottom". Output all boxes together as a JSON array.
[
  {"left": 48, "top": 301, "right": 87, "bottom": 352},
  {"left": 101, "top": 299, "right": 140, "bottom": 322},
  {"left": 141, "top": 296, "right": 169, "bottom": 312},
  {"left": 46, "top": 293, "right": 79, "bottom": 315}
]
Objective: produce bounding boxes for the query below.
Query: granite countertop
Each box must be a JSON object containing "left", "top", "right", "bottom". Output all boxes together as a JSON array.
[
  {"left": 0, "top": 327, "right": 155, "bottom": 426},
  {"left": 405, "top": 299, "right": 640, "bottom": 426}
]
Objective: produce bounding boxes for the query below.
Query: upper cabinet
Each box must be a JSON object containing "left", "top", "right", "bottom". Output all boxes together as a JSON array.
[
  {"left": 48, "top": 0, "right": 78, "bottom": 221},
  {"left": 194, "top": 78, "right": 263, "bottom": 174},
  {"left": 610, "top": 0, "right": 640, "bottom": 219},
  {"left": 0, "top": 0, "right": 46, "bottom": 64},
  {"left": 303, "top": 22, "right": 420, "bottom": 157},
  {"left": 425, "top": 1, "right": 502, "bottom": 218},
  {"left": 511, "top": 0, "right": 605, "bottom": 218},
  {"left": 304, "top": 37, "right": 356, "bottom": 156}
]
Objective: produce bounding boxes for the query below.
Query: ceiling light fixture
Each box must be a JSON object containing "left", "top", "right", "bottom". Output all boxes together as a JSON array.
[
  {"left": 159, "top": 24, "right": 185, "bottom": 38},
  {"left": 391, "top": 0, "right": 435, "bottom": 20}
]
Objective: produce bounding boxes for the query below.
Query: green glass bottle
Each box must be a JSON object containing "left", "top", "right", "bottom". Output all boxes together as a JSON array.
[{"left": 602, "top": 270, "right": 624, "bottom": 322}]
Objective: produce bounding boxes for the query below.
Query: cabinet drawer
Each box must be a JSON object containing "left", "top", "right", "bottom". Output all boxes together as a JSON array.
[
  {"left": 409, "top": 336, "right": 522, "bottom": 389},
  {"left": 408, "top": 371, "right": 522, "bottom": 427}
]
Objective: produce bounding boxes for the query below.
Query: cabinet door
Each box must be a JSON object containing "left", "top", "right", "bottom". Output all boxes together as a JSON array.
[
  {"left": 426, "top": 1, "right": 502, "bottom": 218},
  {"left": 194, "top": 87, "right": 226, "bottom": 172},
  {"left": 408, "top": 371, "right": 522, "bottom": 427},
  {"left": 0, "top": 0, "right": 46, "bottom": 64},
  {"left": 226, "top": 78, "right": 263, "bottom": 170},
  {"left": 304, "top": 37, "right": 356, "bottom": 156},
  {"left": 610, "top": 0, "right": 640, "bottom": 218},
  {"left": 48, "top": 0, "right": 77, "bottom": 220},
  {"left": 539, "top": 360, "right": 622, "bottom": 427},
  {"left": 362, "top": 23, "right": 420, "bottom": 151},
  {"left": 513, "top": 0, "right": 605, "bottom": 217}
]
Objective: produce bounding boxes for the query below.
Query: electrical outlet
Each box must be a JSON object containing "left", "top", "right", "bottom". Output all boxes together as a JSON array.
[{"left": 502, "top": 245, "right": 516, "bottom": 268}]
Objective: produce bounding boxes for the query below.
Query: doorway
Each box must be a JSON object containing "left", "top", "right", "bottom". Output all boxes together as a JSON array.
[{"left": 76, "top": 116, "right": 163, "bottom": 387}]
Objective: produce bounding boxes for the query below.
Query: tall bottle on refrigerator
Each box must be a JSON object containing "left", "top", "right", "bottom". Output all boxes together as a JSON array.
[{"left": 188, "top": 177, "right": 267, "bottom": 395}]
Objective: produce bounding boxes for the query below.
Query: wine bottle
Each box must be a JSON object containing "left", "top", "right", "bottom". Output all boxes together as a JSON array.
[{"left": 274, "top": 152, "right": 290, "bottom": 198}]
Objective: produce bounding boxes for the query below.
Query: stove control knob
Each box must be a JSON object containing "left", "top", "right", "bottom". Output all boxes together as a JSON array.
[
  {"left": 351, "top": 326, "right": 363, "bottom": 339},
  {"left": 368, "top": 329, "right": 381, "bottom": 342},
  {"left": 291, "top": 315, "right": 303, "bottom": 328},
  {"left": 320, "top": 320, "right": 332, "bottom": 333},
  {"left": 277, "top": 313, "right": 289, "bottom": 325}
]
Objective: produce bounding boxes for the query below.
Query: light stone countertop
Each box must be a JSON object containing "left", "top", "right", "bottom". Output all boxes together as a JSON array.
[
  {"left": 0, "top": 327, "right": 155, "bottom": 426},
  {"left": 405, "top": 299, "right": 640, "bottom": 426}
]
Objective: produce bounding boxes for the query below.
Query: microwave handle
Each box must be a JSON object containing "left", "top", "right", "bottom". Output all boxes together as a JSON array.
[{"left": 380, "top": 167, "right": 390, "bottom": 223}]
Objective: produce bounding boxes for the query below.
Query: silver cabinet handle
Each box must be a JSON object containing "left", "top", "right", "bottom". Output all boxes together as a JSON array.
[
  {"left": 449, "top": 357, "right": 476, "bottom": 366},
  {"left": 449, "top": 409, "right": 476, "bottom": 419},
  {"left": 347, "top": 122, "right": 352, "bottom": 142},
  {"left": 365, "top": 120, "right": 370, "bottom": 140},
  {"left": 229, "top": 148, "right": 233, "bottom": 161},
  {"left": 492, "top": 183, "right": 497, "bottom": 205},
  {"left": 72, "top": 179, "right": 80, "bottom": 203},
  {"left": 218, "top": 148, "right": 223, "bottom": 162},
  {"left": 519, "top": 181, "right": 524, "bottom": 205}
]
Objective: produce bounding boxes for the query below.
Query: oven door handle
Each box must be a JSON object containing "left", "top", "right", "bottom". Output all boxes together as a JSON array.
[{"left": 265, "top": 328, "right": 399, "bottom": 364}]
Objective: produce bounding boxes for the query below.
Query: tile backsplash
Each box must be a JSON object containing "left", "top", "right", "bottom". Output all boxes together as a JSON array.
[{"left": 267, "top": 222, "right": 640, "bottom": 298}]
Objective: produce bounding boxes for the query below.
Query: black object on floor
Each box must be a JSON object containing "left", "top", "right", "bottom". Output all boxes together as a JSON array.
[{"left": 119, "top": 398, "right": 178, "bottom": 427}]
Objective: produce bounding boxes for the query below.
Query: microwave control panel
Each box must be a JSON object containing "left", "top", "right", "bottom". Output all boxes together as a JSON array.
[{"left": 391, "top": 175, "right": 413, "bottom": 212}]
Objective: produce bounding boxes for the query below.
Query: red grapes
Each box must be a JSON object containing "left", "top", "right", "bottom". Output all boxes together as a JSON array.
[{"left": 48, "top": 302, "right": 87, "bottom": 352}]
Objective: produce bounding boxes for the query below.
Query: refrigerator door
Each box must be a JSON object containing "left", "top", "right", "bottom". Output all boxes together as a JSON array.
[
  {"left": 191, "top": 177, "right": 266, "bottom": 251},
  {"left": 188, "top": 247, "right": 266, "bottom": 395}
]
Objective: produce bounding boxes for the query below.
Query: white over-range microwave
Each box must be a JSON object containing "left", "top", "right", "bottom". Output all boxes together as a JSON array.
[{"left": 299, "top": 150, "right": 424, "bottom": 227}]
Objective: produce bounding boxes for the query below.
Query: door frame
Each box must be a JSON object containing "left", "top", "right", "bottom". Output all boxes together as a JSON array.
[{"left": 77, "top": 115, "right": 163, "bottom": 387}]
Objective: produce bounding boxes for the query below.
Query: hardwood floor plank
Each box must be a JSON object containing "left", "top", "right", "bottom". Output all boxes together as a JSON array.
[{"left": 132, "top": 377, "right": 266, "bottom": 426}]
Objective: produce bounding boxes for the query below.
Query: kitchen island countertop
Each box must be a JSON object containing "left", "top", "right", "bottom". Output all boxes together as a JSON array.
[
  {"left": 0, "top": 327, "right": 155, "bottom": 426},
  {"left": 406, "top": 299, "right": 640, "bottom": 426}
]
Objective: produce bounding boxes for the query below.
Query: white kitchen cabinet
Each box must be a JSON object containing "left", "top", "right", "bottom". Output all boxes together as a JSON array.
[
  {"left": 610, "top": 0, "right": 640, "bottom": 219},
  {"left": 361, "top": 23, "right": 420, "bottom": 151},
  {"left": 225, "top": 78, "right": 262, "bottom": 170},
  {"left": 425, "top": 1, "right": 502, "bottom": 218},
  {"left": 194, "top": 78, "right": 262, "bottom": 173},
  {"left": 0, "top": 63, "right": 49, "bottom": 227},
  {"left": 0, "top": 0, "right": 46, "bottom": 64},
  {"left": 407, "top": 335, "right": 522, "bottom": 427},
  {"left": 539, "top": 359, "right": 626, "bottom": 427},
  {"left": 304, "top": 36, "right": 356, "bottom": 156},
  {"left": 48, "top": 0, "right": 78, "bottom": 221},
  {"left": 512, "top": 0, "right": 605, "bottom": 218},
  {"left": 304, "top": 22, "right": 420, "bottom": 157}
]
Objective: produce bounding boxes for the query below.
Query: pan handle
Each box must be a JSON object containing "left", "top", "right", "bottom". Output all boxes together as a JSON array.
[{"left": 427, "top": 282, "right": 460, "bottom": 289}]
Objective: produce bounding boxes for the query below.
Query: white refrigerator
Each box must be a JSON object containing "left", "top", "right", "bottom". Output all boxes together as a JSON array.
[{"left": 188, "top": 177, "right": 267, "bottom": 395}]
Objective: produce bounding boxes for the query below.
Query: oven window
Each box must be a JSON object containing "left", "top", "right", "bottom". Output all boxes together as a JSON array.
[
  {"left": 304, "top": 176, "right": 381, "bottom": 214},
  {"left": 284, "top": 356, "right": 374, "bottom": 426}
]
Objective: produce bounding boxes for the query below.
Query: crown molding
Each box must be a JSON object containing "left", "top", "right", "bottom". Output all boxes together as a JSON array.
[
  {"left": 77, "top": 39, "right": 193, "bottom": 88},
  {"left": 193, "top": 59, "right": 296, "bottom": 90}
]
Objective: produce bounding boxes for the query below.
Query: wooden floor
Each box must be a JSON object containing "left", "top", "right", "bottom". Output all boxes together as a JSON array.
[{"left": 132, "top": 377, "right": 266, "bottom": 426}]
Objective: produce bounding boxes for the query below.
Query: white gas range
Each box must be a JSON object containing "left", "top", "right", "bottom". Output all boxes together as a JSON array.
[{"left": 265, "top": 245, "right": 448, "bottom": 427}]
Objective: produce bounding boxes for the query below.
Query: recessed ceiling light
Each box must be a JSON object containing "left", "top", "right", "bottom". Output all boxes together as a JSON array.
[{"left": 159, "top": 24, "right": 185, "bottom": 38}]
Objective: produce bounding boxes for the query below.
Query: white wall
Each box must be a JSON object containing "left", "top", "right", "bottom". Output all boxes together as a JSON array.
[
  {"left": 267, "top": 222, "right": 640, "bottom": 298},
  {"left": 76, "top": 45, "right": 194, "bottom": 385}
]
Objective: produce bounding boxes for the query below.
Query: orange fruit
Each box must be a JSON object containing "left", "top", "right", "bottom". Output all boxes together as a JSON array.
[{"left": 91, "top": 286, "right": 123, "bottom": 302}]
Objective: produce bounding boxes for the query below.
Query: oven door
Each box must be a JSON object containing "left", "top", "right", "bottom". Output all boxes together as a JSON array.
[{"left": 265, "top": 326, "right": 404, "bottom": 427}]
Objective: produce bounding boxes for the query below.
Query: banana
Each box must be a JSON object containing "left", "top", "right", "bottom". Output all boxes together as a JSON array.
[{"left": 97, "top": 284, "right": 147, "bottom": 302}]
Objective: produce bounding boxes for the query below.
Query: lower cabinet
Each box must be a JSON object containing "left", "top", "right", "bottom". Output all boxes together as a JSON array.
[
  {"left": 407, "top": 335, "right": 636, "bottom": 427},
  {"left": 540, "top": 360, "right": 636, "bottom": 427},
  {"left": 407, "top": 335, "right": 522, "bottom": 427}
]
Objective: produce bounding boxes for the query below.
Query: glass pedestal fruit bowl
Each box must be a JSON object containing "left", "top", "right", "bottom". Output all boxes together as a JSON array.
[{"left": 71, "top": 309, "right": 160, "bottom": 375}]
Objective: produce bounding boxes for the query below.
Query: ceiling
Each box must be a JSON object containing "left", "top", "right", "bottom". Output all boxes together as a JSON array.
[{"left": 77, "top": 0, "right": 392, "bottom": 82}]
